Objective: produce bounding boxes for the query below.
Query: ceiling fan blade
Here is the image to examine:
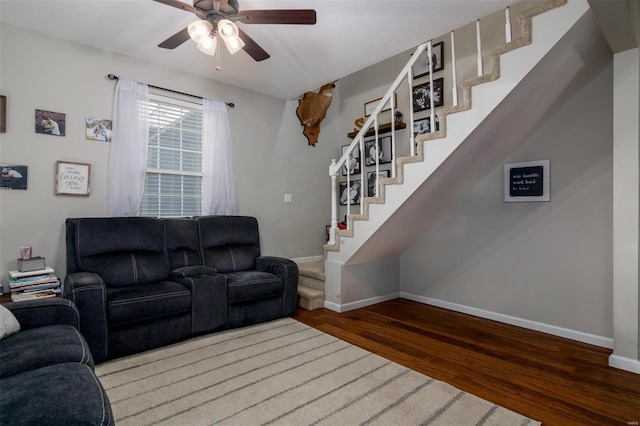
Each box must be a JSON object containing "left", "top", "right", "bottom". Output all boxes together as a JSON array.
[
  {"left": 237, "top": 28, "right": 270, "bottom": 62},
  {"left": 154, "top": 0, "right": 207, "bottom": 18},
  {"left": 159, "top": 27, "right": 191, "bottom": 49},
  {"left": 237, "top": 10, "right": 317, "bottom": 25}
]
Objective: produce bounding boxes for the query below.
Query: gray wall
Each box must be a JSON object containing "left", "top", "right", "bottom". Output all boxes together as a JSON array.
[
  {"left": 399, "top": 61, "right": 614, "bottom": 338},
  {"left": 0, "top": 24, "right": 336, "bottom": 289}
]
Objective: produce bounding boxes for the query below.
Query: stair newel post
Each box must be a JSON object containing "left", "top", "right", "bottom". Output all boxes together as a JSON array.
[
  {"left": 505, "top": 6, "right": 512, "bottom": 43},
  {"left": 427, "top": 40, "right": 435, "bottom": 132},
  {"left": 451, "top": 30, "right": 458, "bottom": 107},
  {"left": 476, "top": 19, "right": 483, "bottom": 76},
  {"left": 329, "top": 159, "right": 338, "bottom": 244}
]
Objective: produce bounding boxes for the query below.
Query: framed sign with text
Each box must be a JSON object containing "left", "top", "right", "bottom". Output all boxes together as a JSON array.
[
  {"left": 504, "top": 160, "right": 549, "bottom": 202},
  {"left": 55, "top": 161, "right": 91, "bottom": 196}
]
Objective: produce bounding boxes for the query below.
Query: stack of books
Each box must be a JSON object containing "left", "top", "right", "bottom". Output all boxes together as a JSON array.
[{"left": 8, "top": 266, "right": 61, "bottom": 302}]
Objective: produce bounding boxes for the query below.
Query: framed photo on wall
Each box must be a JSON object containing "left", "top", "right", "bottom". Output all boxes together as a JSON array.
[
  {"left": 412, "top": 41, "right": 444, "bottom": 78},
  {"left": 364, "top": 135, "right": 392, "bottom": 166},
  {"left": 35, "top": 109, "right": 66, "bottom": 136},
  {"left": 55, "top": 161, "right": 91, "bottom": 196},
  {"left": 339, "top": 180, "right": 362, "bottom": 205},
  {"left": 367, "top": 170, "right": 390, "bottom": 197},
  {"left": 413, "top": 116, "right": 440, "bottom": 137},
  {"left": 0, "top": 95, "right": 6, "bottom": 133},
  {"left": 412, "top": 78, "right": 444, "bottom": 112},
  {"left": 341, "top": 144, "right": 361, "bottom": 176},
  {"left": 1, "top": 163, "right": 28, "bottom": 190}
]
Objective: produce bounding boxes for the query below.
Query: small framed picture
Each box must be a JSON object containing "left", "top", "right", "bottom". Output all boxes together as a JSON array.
[
  {"left": 413, "top": 116, "right": 440, "bottom": 137},
  {"left": 55, "top": 161, "right": 91, "bottom": 196},
  {"left": 86, "top": 117, "right": 112, "bottom": 142},
  {"left": 35, "top": 109, "right": 65, "bottom": 136},
  {"left": 412, "top": 41, "right": 444, "bottom": 79},
  {"left": 412, "top": 78, "right": 444, "bottom": 112},
  {"left": 341, "top": 144, "right": 361, "bottom": 176},
  {"left": 1, "top": 163, "right": 28, "bottom": 190},
  {"left": 0, "top": 95, "right": 6, "bottom": 133},
  {"left": 364, "top": 93, "right": 397, "bottom": 117},
  {"left": 367, "top": 170, "right": 390, "bottom": 197},
  {"left": 365, "top": 135, "right": 392, "bottom": 166},
  {"left": 339, "top": 180, "right": 362, "bottom": 205}
]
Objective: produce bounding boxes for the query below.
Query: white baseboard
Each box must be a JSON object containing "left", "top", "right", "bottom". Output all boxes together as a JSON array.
[
  {"left": 609, "top": 354, "right": 640, "bottom": 374},
  {"left": 324, "top": 293, "right": 400, "bottom": 313},
  {"left": 292, "top": 255, "right": 324, "bottom": 264},
  {"left": 401, "top": 292, "right": 614, "bottom": 349}
]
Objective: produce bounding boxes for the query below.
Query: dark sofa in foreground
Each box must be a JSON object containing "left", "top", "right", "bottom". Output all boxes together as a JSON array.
[
  {"left": 64, "top": 215, "right": 298, "bottom": 364},
  {"left": 0, "top": 298, "right": 114, "bottom": 425}
]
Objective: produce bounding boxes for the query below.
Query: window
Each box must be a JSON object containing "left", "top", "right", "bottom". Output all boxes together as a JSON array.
[{"left": 140, "top": 92, "right": 204, "bottom": 217}]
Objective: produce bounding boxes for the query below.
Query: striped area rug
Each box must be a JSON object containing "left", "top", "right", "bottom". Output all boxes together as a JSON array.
[{"left": 96, "top": 318, "right": 540, "bottom": 425}]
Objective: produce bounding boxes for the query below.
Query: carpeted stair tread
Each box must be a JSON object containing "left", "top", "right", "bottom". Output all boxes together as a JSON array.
[{"left": 297, "top": 284, "right": 324, "bottom": 310}]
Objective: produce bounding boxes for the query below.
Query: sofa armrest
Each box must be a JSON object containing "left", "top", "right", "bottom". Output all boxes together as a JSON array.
[
  {"left": 171, "top": 265, "right": 217, "bottom": 279},
  {"left": 63, "top": 272, "right": 109, "bottom": 363},
  {"left": 4, "top": 298, "right": 80, "bottom": 330},
  {"left": 255, "top": 256, "right": 299, "bottom": 316},
  {"left": 171, "top": 272, "right": 227, "bottom": 334}
]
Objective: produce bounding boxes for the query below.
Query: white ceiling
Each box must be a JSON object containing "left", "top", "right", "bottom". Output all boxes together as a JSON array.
[{"left": 0, "top": 0, "right": 522, "bottom": 100}]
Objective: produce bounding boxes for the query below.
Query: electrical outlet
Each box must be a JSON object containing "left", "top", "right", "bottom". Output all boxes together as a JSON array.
[{"left": 284, "top": 193, "right": 292, "bottom": 203}]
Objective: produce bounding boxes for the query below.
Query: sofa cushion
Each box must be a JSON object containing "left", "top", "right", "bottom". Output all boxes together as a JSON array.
[
  {"left": 165, "top": 218, "right": 202, "bottom": 269},
  {"left": 107, "top": 281, "right": 192, "bottom": 326},
  {"left": 73, "top": 217, "right": 170, "bottom": 286},
  {"left": 0, "top": 325, "right": 93, "bottom": 379},
  {"left": 226, "top": 271, "right": 283, "bottom": 303},
  {"left": 0, "top": 362, "right": 113, "bottom": 426},
  {"left": 0, "top": 305, "right": 20, "bottom": 340},
  {"left": 197, "top": 216, "right": 261, "bottom": 273}
]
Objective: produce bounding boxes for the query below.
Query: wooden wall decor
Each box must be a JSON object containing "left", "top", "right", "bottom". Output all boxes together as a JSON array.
[{"left": 296, "top": 82, "right": 336, "bottom": 146}]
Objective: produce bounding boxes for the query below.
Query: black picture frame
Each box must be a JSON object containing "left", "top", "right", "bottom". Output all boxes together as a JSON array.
[
  {"left": 339, "top": 181, "right": 362, "bottom": 205},
  {"left": 0, "top": 163, "right": 28, "bottom": 190},
  {"left": 412, "top": 78, "right": 444, "bottom": 112},
  {"left": 412, "top": 41, "right": 444, "bottom": 79},
  {"left": 413, "top": 116, "right": 440, "bottom": 137},
  {"left": 364, "top": 135, "right": 392, "bottom": 166},
  {"left": 341, "top": 144, "right": 361, "bottom": 176},
  {"left": 367, "top": 170, "right": 390, "bottom": 197}
]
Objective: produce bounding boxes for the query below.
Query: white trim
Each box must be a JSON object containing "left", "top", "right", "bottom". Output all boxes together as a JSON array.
[
  {"left": 400, "top": 293, "right": 613, "bottom": 349},
  {"left": 324, "top": 292, "right": 400, "bottom": 313},
  {"left": 292, "top": 255, "right": 324, "bottom": 264},
  {"left": 608, "top": 355, "right": 640, "bottom": 375}
]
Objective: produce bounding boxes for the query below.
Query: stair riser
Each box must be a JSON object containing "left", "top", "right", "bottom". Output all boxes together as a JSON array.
[{"left": 299, "top": 275, "right": 325, "bottom": 292}]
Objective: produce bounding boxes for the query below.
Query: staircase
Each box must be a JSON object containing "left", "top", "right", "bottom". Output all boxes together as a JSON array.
[
  {"left": 313, "top": 0, "right": 592, "bottom": 312},
  {"left": 296, "top": 261, "right": 325, "bottom": 310}
]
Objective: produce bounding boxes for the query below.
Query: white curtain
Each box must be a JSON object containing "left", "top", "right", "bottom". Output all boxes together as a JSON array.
[
  {"left": 202, "top": 98, "right": 238, "bottom": 215},
  {"left": 105, "top": 79, "right": 149, "bottom": 216}
]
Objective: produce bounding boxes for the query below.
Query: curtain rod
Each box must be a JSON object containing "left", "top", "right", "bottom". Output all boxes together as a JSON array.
[{"left": 107, "top": 74, "right": 234, "bottom": 108}]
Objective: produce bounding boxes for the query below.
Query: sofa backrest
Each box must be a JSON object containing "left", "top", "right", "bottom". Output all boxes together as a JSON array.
[
  {"left": 164, "top": 218, "right": 202, "bottom": 270},
  {"left": 66, "top": 217, "right": 170, "bottom": 286},
  {"left": 196, "top": 216, "right": 260, "bottom": 273}
]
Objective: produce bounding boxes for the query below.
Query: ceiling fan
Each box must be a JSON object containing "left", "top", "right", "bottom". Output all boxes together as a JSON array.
[{"left": 154, "top": 0, "right": 316, "bottom": 62}]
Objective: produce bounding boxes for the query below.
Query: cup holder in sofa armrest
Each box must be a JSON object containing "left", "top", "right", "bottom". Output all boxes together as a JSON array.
[{"left": 171, "top": 265, "right": 218, "bottom": 278}]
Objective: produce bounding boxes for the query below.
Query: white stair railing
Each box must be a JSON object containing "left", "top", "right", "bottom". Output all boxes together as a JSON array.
[{"left": 327, "top": 6, "right": 515, "bottom": 246}]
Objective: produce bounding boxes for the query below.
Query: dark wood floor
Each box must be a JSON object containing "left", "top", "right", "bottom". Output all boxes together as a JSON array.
[{"left": 293, "top": 298, "right": 639, "bottom": 425}]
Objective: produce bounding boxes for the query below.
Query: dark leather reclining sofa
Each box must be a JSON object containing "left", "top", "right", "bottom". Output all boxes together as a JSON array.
[{"left": 64, "top": 215, "right": 299, "bottom": 364}]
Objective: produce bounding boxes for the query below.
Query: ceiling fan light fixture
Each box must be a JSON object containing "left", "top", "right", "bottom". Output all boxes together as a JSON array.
[
  {"left": 217, "top": 19, "right": 239, "bottom": 41},
  {"left": 188, "top": 19, "right": 213, "bottom": 43},
  {"left": 197, "top": 34, "right": 218, "bottom": 56},
  {"left": 224, "top": 35, "right": 245, "bottom": 55}
]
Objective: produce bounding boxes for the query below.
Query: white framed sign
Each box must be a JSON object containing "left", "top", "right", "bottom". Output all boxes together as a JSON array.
[
  {"left": 55, "top": 161, "right": 91, "bottom": 196},
  {"left": 504, "top": 160, "right": 549, "bottom": 202}
]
